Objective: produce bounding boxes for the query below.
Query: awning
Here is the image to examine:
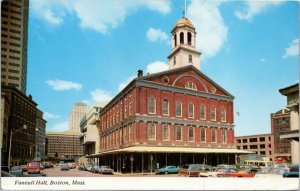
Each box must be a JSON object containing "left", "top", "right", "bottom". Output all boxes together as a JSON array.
[{"left": 86, "top": 146, "right": 253, "bottom": 157}]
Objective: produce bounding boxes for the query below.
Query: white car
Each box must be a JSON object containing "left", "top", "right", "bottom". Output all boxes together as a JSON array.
[
  {"left": 199, "top": 167, "right": 236, "bottom": 177},
  {"left": 255, "top": 167, "right": 288, "bottom": 178}
]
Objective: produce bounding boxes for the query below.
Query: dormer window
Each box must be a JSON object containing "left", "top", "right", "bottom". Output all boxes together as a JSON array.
[{"left": 185, "top": 81, "right": 197, "bottom": 90}]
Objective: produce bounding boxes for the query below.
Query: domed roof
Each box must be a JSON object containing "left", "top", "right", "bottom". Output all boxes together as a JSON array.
[{"left": 174, "top": 17, "right": 194, "bottom": 28}]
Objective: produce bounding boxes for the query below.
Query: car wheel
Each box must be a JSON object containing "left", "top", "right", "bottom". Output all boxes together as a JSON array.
[{"left": 165, "top": 171, "right": 168, "bottom": 175}]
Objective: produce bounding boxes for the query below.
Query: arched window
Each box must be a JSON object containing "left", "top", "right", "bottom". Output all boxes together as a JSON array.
[
  {"left": 162, "top": 124, "right": 170, "bottom": 141},
  {"left": 148, "top": 96, "right": 156, "bottom": 114},
  {"left": 188, "top": 127, "right": 194, "bottom": 141},
  {"left": 185, "top": 81, "right": 197, "bottom": 90},
  {"left": 188, "top": 103, "right": 194, "bottom": 118},
  {"left": 221, "top": 107, "right": 226, "bottom": 122},
  {"left": 162, "top": 99, "right": 169, "bottom": 116},
  {"left": 200, "top": 104, "right": 206, "bottom": 120},
  {"left": 200, "top": 127, "right": 206, "bottom": 142},
  {"left": 221, "top": 129, "right": 226, "bottom": 143},
  {"left": 211, "top": 106, "right": 216, "bottom": 121},
  {"left": 187, "top": 32, "right": 192, "bottom": 45},
  {"left": 189, "top": 55, "right": 192, "bottom": 63},
  {"left": 176, "top": 101, "right": 182, "bottom": 117},
  {"left": 148, "top": 124, "right": 156, "bottom": 140},
  {"left": 211, "top": 128, "right": 216, "bottom": 143},
  {"left": 174, "top": 34, "right": 177, "bottom": 47},
  {"left": 176, "top": 125, "right": 182, "bottom": 141},
  {"left": 180, "top": 32, "right": 184, "bottom": 44}
]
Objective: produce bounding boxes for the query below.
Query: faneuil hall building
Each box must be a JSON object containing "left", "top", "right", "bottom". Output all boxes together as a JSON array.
[{"left": 88, "top": 16, "right": 250, "bottom": 173}]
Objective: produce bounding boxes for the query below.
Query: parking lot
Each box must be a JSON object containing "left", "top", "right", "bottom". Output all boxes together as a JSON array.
[{"left": 42, "top": 166, "right": 178, "bottom": 177}]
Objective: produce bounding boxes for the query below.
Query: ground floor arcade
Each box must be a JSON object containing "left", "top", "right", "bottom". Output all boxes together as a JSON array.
[{"left": 86, "top": 146, "right": 251, "bottom": 173}]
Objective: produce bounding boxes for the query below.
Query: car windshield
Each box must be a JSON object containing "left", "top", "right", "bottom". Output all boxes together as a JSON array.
[
  {"left": 28, "top": 163, "right": 39, "bottom": 167},
  {"left": 11, "top": 166, "right": 21, "bottom": 170},
  {"left": 256, "top": 167, "right": 271, "bottom": 174},
  {"left": 215, "top": 168, "right": 226, "bottom": 172},
  {"left": 181, "top": 165, "right": 189, "bottom": 169},
  {"left": 267, "top": 168, "right": 287, "bottom": 175},
  {"left": 188, "top": 165, "right": 199, "bottom": 171}
]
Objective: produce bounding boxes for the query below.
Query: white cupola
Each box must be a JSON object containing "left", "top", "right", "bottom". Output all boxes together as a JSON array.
[{"left": 167, "top": 17, "right": 201, "bottom": 70}]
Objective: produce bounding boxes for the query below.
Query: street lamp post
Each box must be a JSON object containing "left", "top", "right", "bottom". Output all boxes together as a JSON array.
[{"left": 8, "top": 125, "right": 27, "bottom": 167}]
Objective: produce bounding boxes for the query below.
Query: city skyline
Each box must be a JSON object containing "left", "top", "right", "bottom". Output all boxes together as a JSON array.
[{"left": 27, "top": 0, "right": 298, "bottom": 136}]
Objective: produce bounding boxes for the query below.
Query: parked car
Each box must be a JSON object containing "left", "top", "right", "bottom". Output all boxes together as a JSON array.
[
  {"left": 60, "top": 164, "right": 70, "bottom": 171},
  {"left": 99, "top": 166, "right": 113, "bottom": 174},
  {"left": 179, "top": 164, "right": 213, "bottom": 177},
  {"left": 78, "top": 164, "right": 87, "bottom": 171},
  {"left": 156, "top": 165, "right": 180, "bottom": 174},
  {"left": 10, "top": 166, "right": 23, "bottom": 176},
  {"left": 229, "top": 167, "right": 260, "bottom": 178},
  {"left": 86, "top": 165, "right": 93, "bottom": 172},
  {"left": 20, "top": 165, "right": 28, "bottom": 172},
  {"left": 199, "top": 166, "right": 237, "bottom": 177},
  {"left": 255, "top": 167, "right": 288, "bottom": 178},
  {"left": 67, "top": 163, "right": 76, "bottom": 169},
  {"left": 91, "top": 165, "right": 101, "bottom": 173},
  {"left": 283, "top": 164, "right": 299, "bottom": 178},
  {"left": 40, "top": 163, "right": 45, "bottom": 170},
  {"left": 27, "top": 162, "right": 41, "bottom": 174}
]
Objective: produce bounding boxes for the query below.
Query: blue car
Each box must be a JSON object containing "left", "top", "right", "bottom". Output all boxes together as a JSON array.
[
  {"left": 10, "top": 166, "right": 23, "bottom": 176},
  {"left": 156, "top": 165, "right": 179, "bottom": 174},
  {"left": 283, "top": 164, "right": 299, "bottom": 178}
]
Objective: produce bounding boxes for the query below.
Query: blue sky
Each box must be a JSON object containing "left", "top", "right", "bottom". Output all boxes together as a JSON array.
[{"left": 27, "top": 0, "right": 299, "bottom": 136}]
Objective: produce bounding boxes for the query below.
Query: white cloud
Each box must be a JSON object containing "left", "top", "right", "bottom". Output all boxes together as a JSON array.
[
  {"left": 46, "top": 79, "right": 82, "bottom": 91},
  {"left": 147, "top": 27, "right": 169, "bottom": 43},
  {"left": 234, "top": 1, "right": 283, "bottom": 21},
  {"left": 44, "top": 112, "right": 60, "bottom": 120},
  {"left": 90, "top": 89, "right": 113, "bottom": 103},
  {"left": 47, "top": 121, "right": 69, "bottom": 132},
  {"left": 31, "top": 0, "right": 171, "bottom": 34},
  {"left": 31, "top": 0, "right": 65, "bottom": 26},
  {"left": 146, "top": 61, "right": 168, "bottom": 74},
  {"left": 118, "top": 75, "right": 136, "bottom": 92},
  {"left": 260, "top": 58, "right": 266, "bottom": 62},
  {"left": 188, "top": 0, "right": 228, "bottom": 58},
  {"left": 283, "top": 39, "right": 299, "bottom": 58}
]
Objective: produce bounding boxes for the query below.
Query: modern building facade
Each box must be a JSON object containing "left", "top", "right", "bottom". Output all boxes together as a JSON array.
[
  {"left": 1, "top": 92, "right": 10, "bottom": 166},
  {"left": 235, "top": 134, "right": 274, "bottom": 161},
  {"left": 1, "top": 86, "right": 37, "bottom": 166},
  {"left": 80, "top": 105, "right": 101, "bottom": 156},
  {"left": 271, "top": 109, "right": 292, "bottom": 163},
  {"left": 279, "top": 83, "right": 299, "bottom": 164},
  {"left": 87, "top": 16, "right": 250, "bottom": 173},
  {"left": 46, "top": 132, "right": 83, "bottom": 162},
  {"left": 69, "top": 103, "right": 88, "bottom": 134},
  {"left": 36, "top": 108, "right": 47, "bottom": 160},
  {"left": 1, "top": 0, "right": 29, "bottom": 94}
]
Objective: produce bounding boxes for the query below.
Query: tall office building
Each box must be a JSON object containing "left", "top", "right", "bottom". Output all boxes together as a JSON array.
[
  {"left": 69, "top": 103, "right": 88, "bottom": 134},
  {"left": 1, "top": 0, "right": 29, "bottom": 94}
]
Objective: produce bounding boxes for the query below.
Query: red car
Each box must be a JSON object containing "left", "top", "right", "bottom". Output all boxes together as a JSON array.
[
  {"left": 229, "top": 168, "right": 260, "bottom": 178},
  {"left": 27, "top": 162, "right": 41, "bottom": 174}
]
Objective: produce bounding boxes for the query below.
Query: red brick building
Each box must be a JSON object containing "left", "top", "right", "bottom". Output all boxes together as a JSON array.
[{"left": 91, "top": 17, "right": 250, "bottom": 173}]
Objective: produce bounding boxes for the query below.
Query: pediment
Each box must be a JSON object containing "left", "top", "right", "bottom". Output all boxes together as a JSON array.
[{"left": 138, "top": 65, "right": 233, "bottom": 98}]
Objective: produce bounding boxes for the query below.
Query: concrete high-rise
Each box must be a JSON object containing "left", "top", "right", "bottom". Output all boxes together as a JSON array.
[
  {"left": 1, "top": 0, "right": 29, "bottom": 94},
  {"left": 69, "top": 103, "right": 88, "bottom": 134}
]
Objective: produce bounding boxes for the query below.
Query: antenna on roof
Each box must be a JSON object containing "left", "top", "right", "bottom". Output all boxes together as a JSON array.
[{"left": 183, "top": 0, "right": 187, "bottom": 18}]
